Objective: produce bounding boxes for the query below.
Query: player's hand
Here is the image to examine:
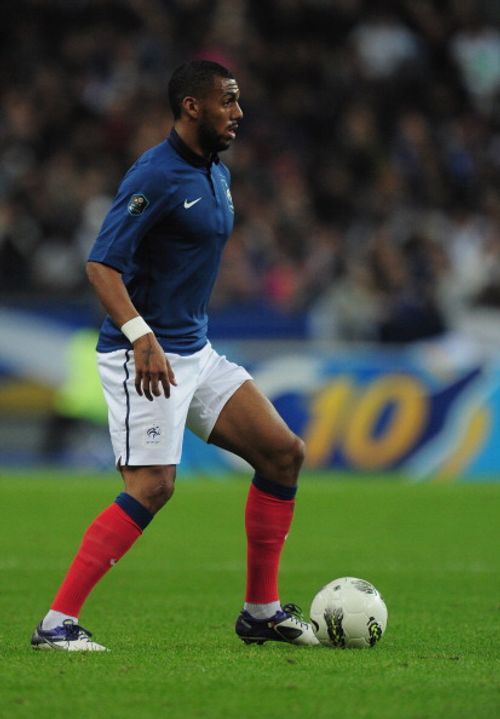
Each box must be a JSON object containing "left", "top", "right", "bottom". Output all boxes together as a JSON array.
[{"left": 132, "top": 333, "right": 177, "bottom": 400}]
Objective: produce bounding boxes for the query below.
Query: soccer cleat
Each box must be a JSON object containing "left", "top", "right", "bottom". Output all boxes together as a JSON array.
[
  {"left": 31, "top": 619, "right": 107, "bottom": 651},
  {"left": 235, "top": 603, "right": 320, "bottom": 646}
]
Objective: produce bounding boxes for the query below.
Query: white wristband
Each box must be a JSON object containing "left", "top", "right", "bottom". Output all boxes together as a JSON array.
[{"left": 121, "top": 316, "right": 152, "bottom": 344}]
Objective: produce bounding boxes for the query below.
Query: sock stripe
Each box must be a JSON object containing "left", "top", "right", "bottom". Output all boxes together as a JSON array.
[
  {"left": 114, "top": 492, "right": 153, "bottom": 530},
  {"left": 252, "top": 473, "right": 297, "bottom": 500}
]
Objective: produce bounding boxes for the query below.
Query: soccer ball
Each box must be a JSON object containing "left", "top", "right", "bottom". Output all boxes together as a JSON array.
[{"left": 310, "top": 577, "right": 388, "bottom": 648}]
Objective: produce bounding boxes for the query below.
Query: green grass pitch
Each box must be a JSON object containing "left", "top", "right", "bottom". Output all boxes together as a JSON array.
[{"left": 1, "top": 471, "right": 499, "bottom": 719}]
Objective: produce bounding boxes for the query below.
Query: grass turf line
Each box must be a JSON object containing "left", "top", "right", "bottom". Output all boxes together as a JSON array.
[{"left": 0, "top": 472, "right": 499, "bottom": 719}]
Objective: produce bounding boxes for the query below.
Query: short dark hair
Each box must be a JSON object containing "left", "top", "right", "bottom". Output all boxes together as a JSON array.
[{"left": 168, "top": 60, "right": 234, "bottom": 119}]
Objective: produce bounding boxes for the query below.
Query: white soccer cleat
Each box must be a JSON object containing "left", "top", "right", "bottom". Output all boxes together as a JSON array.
[{"left": 31, "top": 619, "right": 107, "bottom": 651}]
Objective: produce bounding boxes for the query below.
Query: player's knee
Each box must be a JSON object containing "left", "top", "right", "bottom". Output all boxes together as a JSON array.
[
  {"left": 287, "top": 433, "right": 305, "bottom": 473},
  {"left": 156, "top": 477, "right": 175, "bottom": 508},
  {"left": 127, "top": 466, "right": 176, "bottom": 514},
  {"left": 148, "top": 471, "right": 175, "bottom": 512},
  {"left": 260, "top": 432, "right": 305, "bottom": 483}
]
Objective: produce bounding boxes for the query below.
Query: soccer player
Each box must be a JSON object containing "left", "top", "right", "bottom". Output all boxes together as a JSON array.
[{"left": 31, "top": 60, "right": 318, "bottom": 651}]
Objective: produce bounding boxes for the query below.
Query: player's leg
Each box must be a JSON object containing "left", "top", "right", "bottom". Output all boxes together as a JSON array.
[
  {"left": 208, "top": 381, "right": 317, "bottom": 645},
  {"left": 208, "top": 380, "right": 302, "bottom": 610},
  {"left": 32, "top": 348, "right": 192, "bottom": 651},
  {"left": 31, "top": 464, "right": 175, "bottom": 651},
  {"left": 47, "top": 463, "right": 175, "bottom": 620},
  {"left": 188, "top": 356, "right": 317, "bottom": 646}
]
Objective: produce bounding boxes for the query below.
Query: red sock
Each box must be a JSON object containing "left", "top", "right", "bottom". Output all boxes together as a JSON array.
[
  {"left": 51, "top": 503, "right": 143, "bottom": 617},
  {"left": 245, "top": 483, "right": 295, "bottom": 603}
]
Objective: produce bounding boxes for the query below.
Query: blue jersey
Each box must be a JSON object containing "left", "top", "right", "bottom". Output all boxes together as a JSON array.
[{"left": 88, "top": 130, "right": 235, "bottom": 354}]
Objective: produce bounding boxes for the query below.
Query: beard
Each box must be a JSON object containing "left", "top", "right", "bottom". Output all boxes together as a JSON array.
[{"left": 197, "top": 115, "right": 230, "bottom": 155}]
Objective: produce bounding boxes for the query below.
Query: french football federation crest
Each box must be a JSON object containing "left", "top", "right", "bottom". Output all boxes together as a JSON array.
[
  {"left": 128, "top": 193, "right": 150, "bottom": 216},
  {"left": 144, "top": 424, "right": 162, "bottom": 446}
]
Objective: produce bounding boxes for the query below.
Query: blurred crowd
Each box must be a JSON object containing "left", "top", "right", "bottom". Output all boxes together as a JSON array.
[{"left": 3, "top": 0, "right": 500, "bottom": 343}]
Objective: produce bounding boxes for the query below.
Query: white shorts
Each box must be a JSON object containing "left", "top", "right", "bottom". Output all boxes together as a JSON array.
[{"left": 97, "top": 342, "right": 252, "bottom": 466}]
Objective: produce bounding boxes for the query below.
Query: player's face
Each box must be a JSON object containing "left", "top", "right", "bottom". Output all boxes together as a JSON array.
[{"left": 197, "top": 77, "right": 243, "bottom": 154}]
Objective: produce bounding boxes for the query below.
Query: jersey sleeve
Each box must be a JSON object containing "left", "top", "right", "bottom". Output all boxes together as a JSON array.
[{"left": 88, "top": 161, "right": 174, "bottom": 272}]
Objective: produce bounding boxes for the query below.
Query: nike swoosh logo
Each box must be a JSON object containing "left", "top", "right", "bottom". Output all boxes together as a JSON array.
[{"left": 184, "top": 197, "right": 202, "bottom": 209}]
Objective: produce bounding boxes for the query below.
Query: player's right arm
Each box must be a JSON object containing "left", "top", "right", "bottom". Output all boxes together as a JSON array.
[
  {"left": 86, "top": 261, "right": 176, "bottom": 401},
  {"left": 87, "top": 157, "right": 178, "bottom": 400}
]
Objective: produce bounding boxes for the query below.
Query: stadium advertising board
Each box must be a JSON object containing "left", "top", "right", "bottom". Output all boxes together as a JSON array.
[{"left": 1, "top": 313, "right": 498, "bottom": 479}]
